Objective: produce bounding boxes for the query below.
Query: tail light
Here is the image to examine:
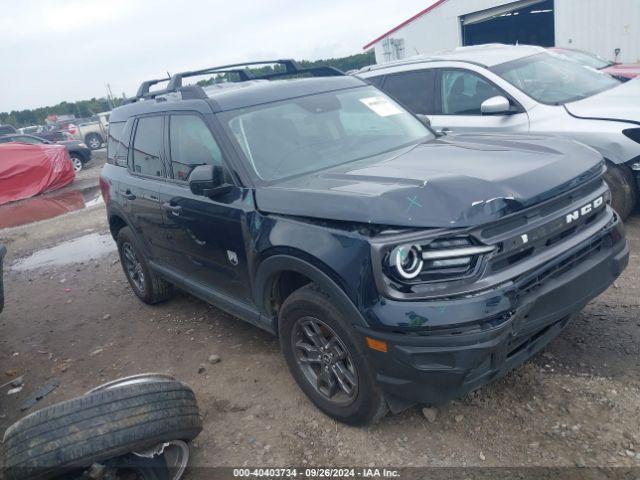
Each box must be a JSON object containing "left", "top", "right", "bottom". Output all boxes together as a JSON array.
[{"left": 99, "top": 176, "right": 111, "bottom": 204}]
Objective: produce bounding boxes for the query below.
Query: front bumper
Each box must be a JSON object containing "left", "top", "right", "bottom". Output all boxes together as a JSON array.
[{"left": 359, "top": 212, "right": 628, "bottom": 406}]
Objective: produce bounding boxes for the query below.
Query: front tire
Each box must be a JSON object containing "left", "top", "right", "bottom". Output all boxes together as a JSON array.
[
  {"left": 604, "top": 162, "right": 637, "bottom": 220},
  {"left": 279, "top": 284, "right": 387, "bottom": 426},
  {"left": 117, "top": 227, "right": 173, "bottom": 304}
]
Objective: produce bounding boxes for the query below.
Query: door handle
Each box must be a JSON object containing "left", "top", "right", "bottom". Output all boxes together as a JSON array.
[
  {"left": 438, "top": 128, "right": 453, "bottom": 135},
  {"left": 121, "top": 190, "right": 136, "bottom": 200},
  {"left": 162, "top": 203, "right": 183, "bottom": 217}
]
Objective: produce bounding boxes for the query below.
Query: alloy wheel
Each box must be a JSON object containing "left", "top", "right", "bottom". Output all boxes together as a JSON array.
[
  {"left": 71, "top": 157, "right": 82, "bottom": 172},
  {"left": 292, "top": 317, "right": 358, "bottom": 406},
  {"left": 122, "top": 242, "right": 145, "bottom": 294}
]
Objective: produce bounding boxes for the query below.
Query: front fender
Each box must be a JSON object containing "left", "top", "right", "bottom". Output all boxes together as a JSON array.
[{"left": 254, "top": 254, "right": 370, "bottom": 334}]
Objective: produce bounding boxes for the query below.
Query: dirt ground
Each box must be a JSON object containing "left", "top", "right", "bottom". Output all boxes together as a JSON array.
[{"left": 1, "top": 151, "right": 639, "bottom": 475}]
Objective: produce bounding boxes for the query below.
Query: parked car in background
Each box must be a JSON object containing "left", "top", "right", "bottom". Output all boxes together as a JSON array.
[
  {"left": 550, "top": 47, "right": 640, "bottom": 81},
  {"left": 0, "top": 142, "right": 75, "bottom": 205},
  {"left": 0, "top": 125, "right": 17, "bottom": 135},
  {"left": 76, "top": 111, "right": 110, "bottom": 150},
  {"left": 34, "top": 126, "right": 71, "bottom": 143},
  {"left": 356, "top": 44, "right": 640, "bottom": 219},
  {"left": 0, "top": 133, "right": 91, "bottom": 172},
  {"left": 18, "top": 125, "right": 41, "bottom": 135},
  {"left": 101, "top": 60, "right": 628, "bottom": 425}
]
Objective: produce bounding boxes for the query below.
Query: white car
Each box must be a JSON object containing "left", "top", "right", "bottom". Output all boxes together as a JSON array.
[{"left": 356, "top": 44, "right": 640, "bottom": 219}]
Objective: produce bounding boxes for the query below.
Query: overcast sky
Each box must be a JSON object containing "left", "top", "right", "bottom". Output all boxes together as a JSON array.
[{"left": 1, "top": 0, "right": 433, "bottom": 112}]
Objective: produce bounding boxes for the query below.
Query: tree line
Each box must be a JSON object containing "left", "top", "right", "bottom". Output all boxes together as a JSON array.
[{"left": 0, "top": 52, "right": 375, "bottom": 129}]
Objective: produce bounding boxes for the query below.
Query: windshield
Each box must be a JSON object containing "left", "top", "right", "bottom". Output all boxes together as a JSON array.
[
  {"left": 492, "top": 52, "right": 620, "bottom": 105},
  {"left": 221, "top": 86, "right": 431, "bottom": 182},
  {"left": 555, "top": 49, "right": 613, "bottom": 70}
]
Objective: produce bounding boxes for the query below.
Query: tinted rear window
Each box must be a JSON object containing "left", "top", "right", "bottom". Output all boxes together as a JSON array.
[{"left": 131, "top": 116, "right": 165, "bottom": 177}]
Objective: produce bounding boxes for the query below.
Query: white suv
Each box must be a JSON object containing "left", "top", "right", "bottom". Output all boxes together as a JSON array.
[{"left": 356, "top": 44, "right": 640, "bottom": 219}]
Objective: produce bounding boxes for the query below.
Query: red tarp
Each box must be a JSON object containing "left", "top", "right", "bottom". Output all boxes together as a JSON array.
[{"left": 0, "top": 143, "right": 75, "bottom": 206}]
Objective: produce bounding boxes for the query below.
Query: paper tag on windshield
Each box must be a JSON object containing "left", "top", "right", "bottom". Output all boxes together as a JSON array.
[{"left": 359, "top": 96, "right": 403, "bottom": 117}]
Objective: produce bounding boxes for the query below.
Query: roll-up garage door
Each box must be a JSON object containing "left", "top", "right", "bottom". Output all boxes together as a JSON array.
[{"left": 461, "top": 0, "right": 555, "bottom": 47}]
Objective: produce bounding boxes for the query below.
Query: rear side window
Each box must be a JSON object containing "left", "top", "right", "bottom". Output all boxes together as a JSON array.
[
  {"left": 132, "top": 116, "right": 165, "bottom": 177},
  {"left": 107, "top": 122, "right": 125, "bottom": 166},
  {"left": 378, "top": 70, "right": 436, "bottom": 115},
  {"left": 168, "top": 115, "right": 223, "bottom": 182}
]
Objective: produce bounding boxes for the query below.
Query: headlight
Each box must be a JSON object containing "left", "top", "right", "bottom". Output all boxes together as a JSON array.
[
  {"left": 623, "top": 128, "right": 640, "bottom": 144},
  {"left": 389, "top": 244, "right": 423, "bottom": 279},
  {"left": 385, "top": 236, "right": 495, "bottom": 283}
]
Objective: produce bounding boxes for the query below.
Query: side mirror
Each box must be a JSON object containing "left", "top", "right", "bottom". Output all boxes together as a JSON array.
[
  {"left": 481, "top": 96, "right": 511, "bottom": 115},
  {"left": 189, "top": 164, "right": 233, "bottom": 198}
]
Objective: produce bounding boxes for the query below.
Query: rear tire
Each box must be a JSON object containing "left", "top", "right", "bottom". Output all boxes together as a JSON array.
[
  {"left": 117, "top": 227, "right": 173, "bottom": 304},
  {"left": 2, "top": 378, "right": 202, "bottom": 480},
  {"left": 70, "top": 156, "right": 83, "bottom": 172},
  {"left": 85, "top": 133, "right": 102, "bottom": 150},
  {"left": 604, "top": 162, "right": 637, "bottom": 220},
  {"left": 279, "top": 284, "right": 388, "bottom": 426}
]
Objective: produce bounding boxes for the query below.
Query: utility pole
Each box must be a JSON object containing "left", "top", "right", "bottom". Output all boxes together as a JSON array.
[{"left": 105, "top": 84, "right": 115, "bottom": 110}]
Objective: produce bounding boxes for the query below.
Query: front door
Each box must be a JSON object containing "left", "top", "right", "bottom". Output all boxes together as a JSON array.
[
  {"left": 157, "top": 113, "right": 253, "bottom": 303},
  {"left": 428, "top": 68, "right": 530, "bottom": 135}
]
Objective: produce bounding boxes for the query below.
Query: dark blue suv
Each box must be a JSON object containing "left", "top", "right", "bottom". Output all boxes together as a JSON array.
[{"left": 101, "top": 60, "right": 629, "bottom": 425}]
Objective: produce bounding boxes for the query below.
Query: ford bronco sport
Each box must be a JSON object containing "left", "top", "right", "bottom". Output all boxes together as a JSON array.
[{"left": 101, "top": 60, "right": 629, "bottom": 425}]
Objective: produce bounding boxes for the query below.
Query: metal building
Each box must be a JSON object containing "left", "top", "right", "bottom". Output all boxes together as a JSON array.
[{"left": 364, "top": 0, "right": 640, "bottom": 64}]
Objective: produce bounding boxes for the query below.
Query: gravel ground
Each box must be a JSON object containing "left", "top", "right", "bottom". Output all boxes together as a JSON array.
[{"left": 0, "top": 153, "right": 639, "bottom": 476}]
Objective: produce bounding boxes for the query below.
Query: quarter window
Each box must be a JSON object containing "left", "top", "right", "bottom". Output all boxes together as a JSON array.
[
  {"left": 169, "top": 115, "right": 223, "bottom": 182},
  {"left": 440, "top": 70, "right": 503, "bottom": 115},
  {"left": 378, "top": 70, "right": 436, "bottom": 115},
  {"left": 132, "top": 116, "right": 164, "bottom": 177}
]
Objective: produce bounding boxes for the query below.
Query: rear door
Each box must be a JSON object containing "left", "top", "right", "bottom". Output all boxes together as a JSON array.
[
  {"left": 123, "top": 115, "right": 166, "bottom": 260},
  {"left": 428, "top": 68, "right": 530, "bottom": 134},
  {"left": 157, "top": 112, "right": 253, "bottom": 303}
]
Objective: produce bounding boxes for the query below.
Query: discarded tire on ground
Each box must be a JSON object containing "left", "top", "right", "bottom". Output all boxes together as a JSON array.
[{"left": 2, "top": 376, "right": 202, "bottom": 480}]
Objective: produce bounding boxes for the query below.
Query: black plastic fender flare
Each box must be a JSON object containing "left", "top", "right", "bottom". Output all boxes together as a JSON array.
[{"left": 254, "top": 254, "right": 370, "bottom": 334}]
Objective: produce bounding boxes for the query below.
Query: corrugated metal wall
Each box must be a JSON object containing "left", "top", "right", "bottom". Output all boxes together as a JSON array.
[
  {"left": 555, "top": 0, "right": 640, "bottom": 63},
  {"left": 372, "top": 0, "right": 639, "bottom": 63}
]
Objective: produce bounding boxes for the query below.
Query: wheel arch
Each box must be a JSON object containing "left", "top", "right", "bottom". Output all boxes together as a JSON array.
[{"left": 254, "top": 254, "right": 369, "bottom": 335}]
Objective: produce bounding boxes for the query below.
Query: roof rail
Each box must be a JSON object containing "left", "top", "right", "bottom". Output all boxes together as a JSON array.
[{"left": 127, "top": 59, "right": 344, "bottom": 103}]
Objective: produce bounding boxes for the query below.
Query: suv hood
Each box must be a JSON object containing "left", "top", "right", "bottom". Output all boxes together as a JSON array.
[
  {"left": 564, "top": 78, "right": 640, "bottom": 124},
  {"left": 254, "top": 134, "right": 604, "bottom": 228}
]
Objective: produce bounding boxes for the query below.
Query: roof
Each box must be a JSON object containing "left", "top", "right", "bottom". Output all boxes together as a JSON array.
[
  {"left": 363, "top": 0, "right": 449, "bottom": 50},
  {"left": 110, "top": 76, "right": 366, "bottom": 121},
  {"left": 357, "top": 44, "right": 546, "bottom": 73}
]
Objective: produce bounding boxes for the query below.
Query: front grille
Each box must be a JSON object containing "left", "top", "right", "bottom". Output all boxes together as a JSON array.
[
  {"left": 480, "top": 178, "right": 607, "bottom": 276},
  {"left": 516, "top": 236, "right": 605, "bottom": 296}
]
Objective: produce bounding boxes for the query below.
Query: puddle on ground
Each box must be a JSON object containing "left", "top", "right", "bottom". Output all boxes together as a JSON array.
[
  {"left": 0, "top": 185, "right": 104, "bottom": 230},
  {"left": 12, "top": 233, "right": 116, "bottom": 271}
]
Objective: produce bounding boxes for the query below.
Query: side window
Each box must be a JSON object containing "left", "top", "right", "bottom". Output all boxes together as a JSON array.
[
  {"left": 379, "top": 69, "right": 436, "bottom": 115},
  {"left": 169, "top": 114, "right": 223, "bottom": 182},
  {"left": 132, "top": 116, "right": 165, "bottom": 177},
  {"left": 107, "top": 122, "right": 125, "bottom": 165},
  {"left": 440, "top": 70, "right": 503, "bottom": 115}
]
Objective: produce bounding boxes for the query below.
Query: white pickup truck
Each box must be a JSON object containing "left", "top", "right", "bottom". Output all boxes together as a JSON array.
[{"left": 75, "top": 111, "right": 110, "bottom": 150}]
